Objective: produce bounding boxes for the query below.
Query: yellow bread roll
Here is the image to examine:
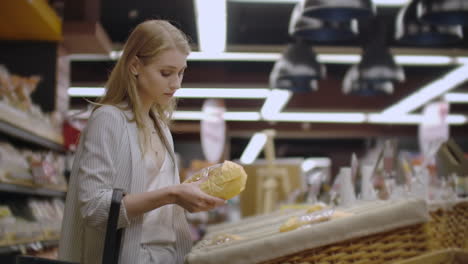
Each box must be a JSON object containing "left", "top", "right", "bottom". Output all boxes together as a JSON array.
[{"left": 185, "top": 160, "right": 248, "bottom": 200}]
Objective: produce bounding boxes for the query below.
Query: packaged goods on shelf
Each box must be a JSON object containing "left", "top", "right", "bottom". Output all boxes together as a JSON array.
[
  {"left": 186, "top": 198, "right": 468, "bottom": 264},
  {"left": 0, "top": 142, "right": 67, "bottom": 190},
  {"left": 0, "top": 142, "right": 32, "bottom": 184},
  {"left": 0, "top": 65, "right": 63, "bottom": 142},
  {"left": 0, "top": 198, "right": 64, "bottom": 247},
  {"left": 0, "top": 205, "right": 15, "bottom": 246}
]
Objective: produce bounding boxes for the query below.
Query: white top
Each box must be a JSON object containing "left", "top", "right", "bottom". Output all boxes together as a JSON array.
[{"left": 141, "top": 135, "right": 177, "bottom": 244}]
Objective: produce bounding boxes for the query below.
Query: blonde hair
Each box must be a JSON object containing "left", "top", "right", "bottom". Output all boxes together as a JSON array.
[{"left": 95, "top": 20, "right": 190, "bottom": 155}]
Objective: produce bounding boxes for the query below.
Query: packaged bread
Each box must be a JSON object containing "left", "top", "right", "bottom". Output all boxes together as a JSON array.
[
  {"left": 184, "top": 160, "right": 248, "bottom": 200},
  {"left": 280, "top": 209, "right": 353, "bottom": 232}
]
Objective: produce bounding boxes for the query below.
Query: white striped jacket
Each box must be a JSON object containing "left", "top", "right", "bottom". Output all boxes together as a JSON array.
[{"left": 58, "top": 105, "right": 192, "bottom": 264}]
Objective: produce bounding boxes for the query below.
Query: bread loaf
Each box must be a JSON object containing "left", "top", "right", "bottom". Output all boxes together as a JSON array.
[{"left": 185, "top": 160, "right": 248, "bottom": 200}]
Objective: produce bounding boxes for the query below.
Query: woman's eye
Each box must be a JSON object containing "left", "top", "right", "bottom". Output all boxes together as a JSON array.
[{"left": 161, "top": 71, "right": 171, "bottom": 77}]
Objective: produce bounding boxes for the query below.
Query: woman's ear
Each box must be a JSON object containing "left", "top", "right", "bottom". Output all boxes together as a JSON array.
[{"left": 129, "top": 56, "right": 140, "bottom": 76}]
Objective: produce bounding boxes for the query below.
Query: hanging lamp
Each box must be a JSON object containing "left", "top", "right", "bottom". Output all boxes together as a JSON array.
[
  {"left": 289, "top": 2, "right": 358, "bottom": 42},
  {"left": 359, "top": 17, "right": 405, "bottom": 84},
  {"left": 269, "top": 40, "right": 325, "bottom": 92},
  {"left": 343, "top": 17, "right": 404, "bottom": 96},
  {"left": 395, "top": 0, "right": 463, "bottom": 45},
  {"left": 418, "top": 0, "right": 468, "bottom": 26},
  {"left": 303, "top": 0, "right": 375, "bottom": 21},
  {"left": 343, "top": 65, "right": 394, "bottom": 95}
]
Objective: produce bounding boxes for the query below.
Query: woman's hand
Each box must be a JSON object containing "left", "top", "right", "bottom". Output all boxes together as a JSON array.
[{"left": 171, "top": 182, "right": 225, "bottom": 213}]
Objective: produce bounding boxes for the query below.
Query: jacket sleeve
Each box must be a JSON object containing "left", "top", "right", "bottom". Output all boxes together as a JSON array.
[{"left": 76, "top": 106, "right": 131, "bottom": 231}]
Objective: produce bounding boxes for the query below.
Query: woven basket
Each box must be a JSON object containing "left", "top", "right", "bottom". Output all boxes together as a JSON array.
[
  {"left": 260, "top": 201, "right": 468, "bottom": 264},
  {"left": 392, "top": 249, "right": 468, "bottom": 264}
]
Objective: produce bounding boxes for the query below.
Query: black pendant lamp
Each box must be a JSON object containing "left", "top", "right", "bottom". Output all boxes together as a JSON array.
[
  {"left": 269, "top": 40, "right": 325, "bottom": 92},
  {"left": 303, "top": 0, "right": 375, "bottom": 21},
  {"left": 343, "top": 65, "right": 394, "bottom": 95},
  {"left": 343, "top": 17, "right": 404, "bottom": 95},
  {"left": 289, "top": 2, "right": 358, "bottom": 42},
  {"left": 418, "top": 0, "right": 468, "bottom": 26},
  {"left": 395, "top": 0, "right": 463, "bottom": 45},
  {"left": 360, "top": 18, "right": 405, "bottom": 84}
]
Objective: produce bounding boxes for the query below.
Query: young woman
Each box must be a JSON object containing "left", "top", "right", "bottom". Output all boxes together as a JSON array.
[{"left": 58, "top": 20, "right": 225, "bottom": 264}]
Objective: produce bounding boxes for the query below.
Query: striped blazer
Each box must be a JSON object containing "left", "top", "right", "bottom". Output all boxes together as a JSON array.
[{"left": 58, "top": 105, "right": 192, "bottom": 264}]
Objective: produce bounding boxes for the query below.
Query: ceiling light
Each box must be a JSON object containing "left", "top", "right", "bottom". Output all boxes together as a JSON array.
[
  {"left": 68, "top": 87, "right": 105, "bottom": 97},
  {"left": 261, "top": 89, "right": 292, "bottom": 119},
  {"left": 269, "top": 40, "right": 326, "bottom": 92},
  {"left": 418, "top": 0, "right": 468, "bottom": 26},
  {"left": 373, "top": 0, "right": 410, "bottom": 5},
  {"left": 269, "top": 112, "right": 366, "bottom": 123},
  {"left": 395, "top": 55, "right": 453, "bottom": 65},
  {"left": 444, "top": 93, "right": 468, "bottom": 103},
  {"left": 68, "top": 87, "right": 271, "bottom": 99},
  {"left": 194, "top": 0, "right": 227, "bottom": 53},
  {"left": 303, "top": 0, "right": 375, "bottom": 21},
  {"left": 229, "top": 0, "right": 410, "bottom": 7},
  {"left": 175, "top": 88, "right": 271, "bottom": 98},
  {"left": 395, "top": 0, "right": 463, "bottom": 45},
  {"left": 240, "top": 132, "right": 268, "bottom": 164},
  {"left": 368, "top": 113, "right": 467, "bottom": 125},
  {"left": 289, "top": 2, "right": 358, "bottom": 42},
  {"left": 188, "top": 51, "right": 280, "bottom": 61},
  {"left": 382, "top": 63, "right": 468, "bottom": 115},
  {"left": 70, "top": 51, "right": 467, "bottom": 66},
  {"left": 172, "top": 111, "right": 261, "bottom": 121}
]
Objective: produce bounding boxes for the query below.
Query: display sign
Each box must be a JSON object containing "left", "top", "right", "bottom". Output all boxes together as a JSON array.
[{"left": 200, "top": 99, "right": 226, "bottom": 163}]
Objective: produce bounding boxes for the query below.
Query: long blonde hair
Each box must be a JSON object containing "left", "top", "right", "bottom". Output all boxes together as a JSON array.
[{"left": 95, "top": 20, "right": 190, "bottom": 155}]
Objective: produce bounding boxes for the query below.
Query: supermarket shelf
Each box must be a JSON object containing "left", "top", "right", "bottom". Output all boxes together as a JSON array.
[
  {"left": 0, "top": 103, "right": 64, "bottom": 152},
  {"left": 0, "top": 183, "right": 66, "bottom": 198},
  {"left": 0, "top": 240, "right": 59, "bottom": 254}
]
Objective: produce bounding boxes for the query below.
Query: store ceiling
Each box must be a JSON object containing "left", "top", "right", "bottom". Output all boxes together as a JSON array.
[{"left": 66, "top": 0, "right": 468, "bottom": 141}]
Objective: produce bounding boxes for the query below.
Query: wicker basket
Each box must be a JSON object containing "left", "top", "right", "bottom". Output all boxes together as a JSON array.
[
  {"left": 259, "top": 201, "right": 468, "bottom": 264},
  {"left": 392, "top": 249, "right": 468, "bottom": 264}
]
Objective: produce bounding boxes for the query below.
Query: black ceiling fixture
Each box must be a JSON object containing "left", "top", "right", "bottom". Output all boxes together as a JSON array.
[
  {"left": 359, "top": 17, "right": 405, "bottom": 84},
  {"left": 303, "top": 0, "right": 376, "bottom": 21},
  {"left": 395, "top": 0, "right": 463, "bottom": 45},
  {"left": 418, "top": 0, "right": 468, "bottom": 26},
  {"left": 289, "top": 2, "right": 359, "bottom": 42},
  {"left": 343, "top": 16, "right": 404, "bottom": 96},
  {"left": 343, "top": 65, "right": 395, "bottom": 95},
  {"left": 269, "top": 40, "right": 326, "bottom": 92}
]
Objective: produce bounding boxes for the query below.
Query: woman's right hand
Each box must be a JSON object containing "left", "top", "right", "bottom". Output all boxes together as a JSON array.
[{"left": 171, "top": 182, "right": 226, "bottom": 213}]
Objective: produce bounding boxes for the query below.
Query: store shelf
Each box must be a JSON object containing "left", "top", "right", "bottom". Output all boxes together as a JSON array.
[
  {"left": 0, "top": 240, "right": 59, "bottom": 254},
  {"left": 0, "top": 103, "right": 64, "bottom": 152},
  {"left": 0, "top": 183, "right": 66, "bottom": 198}
]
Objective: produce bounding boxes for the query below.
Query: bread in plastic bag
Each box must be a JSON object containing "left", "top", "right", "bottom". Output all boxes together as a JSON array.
[{"left": 184, "top": 160, "right": 248, "bottom": 200}]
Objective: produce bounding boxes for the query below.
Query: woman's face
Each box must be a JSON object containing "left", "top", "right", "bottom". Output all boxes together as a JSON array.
[{"left": 136, "top": 49, "right": 187, "bottom": 107}]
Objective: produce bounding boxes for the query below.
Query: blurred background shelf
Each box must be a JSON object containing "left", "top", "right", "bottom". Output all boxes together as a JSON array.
[
  {"left": 0, "top": 182, "right": 66, "bottom": 198},
  {"left": 0, "top": 103, "right": 64, "bottom": 152},
  {"left": 0, "top": 240, "right": 59, "bottom": 255}
]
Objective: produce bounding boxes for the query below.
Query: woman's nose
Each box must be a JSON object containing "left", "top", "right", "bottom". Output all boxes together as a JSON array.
[{"left": 170, "top": 76, "right": 182, "bottom": 90}]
